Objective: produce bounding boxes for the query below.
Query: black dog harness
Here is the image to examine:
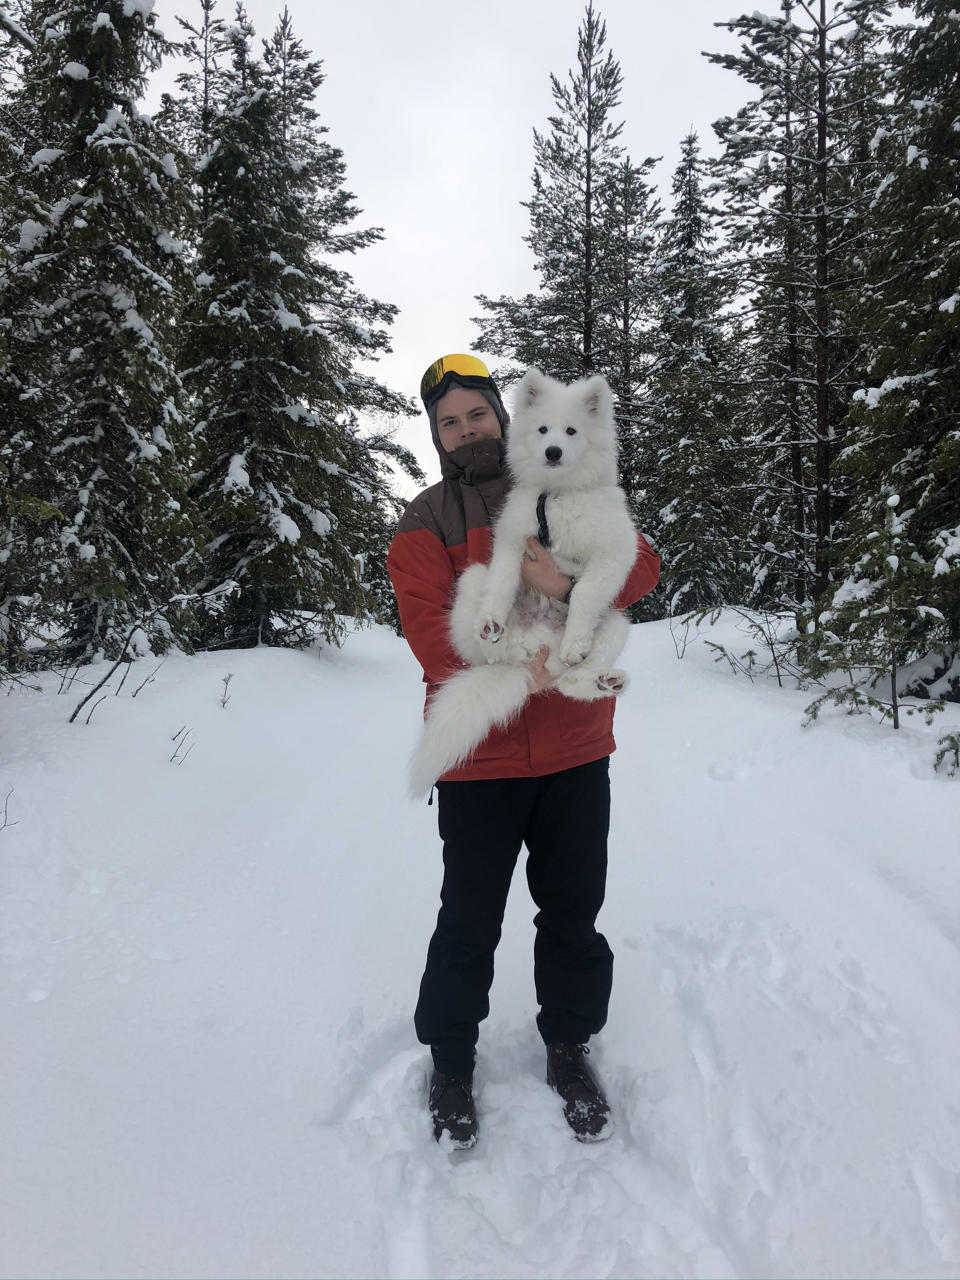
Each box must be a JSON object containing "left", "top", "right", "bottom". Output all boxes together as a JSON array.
[
  {"left": 535, "top": 491, "right": 575, "bottom": 602},
  {"left": 536, "top": 491, "right": 551, "bottom": 548}
]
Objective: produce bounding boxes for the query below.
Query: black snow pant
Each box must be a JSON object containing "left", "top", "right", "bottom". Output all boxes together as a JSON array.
[{"left": 414, "top": 756, "right": 614, "bottom": 1078}]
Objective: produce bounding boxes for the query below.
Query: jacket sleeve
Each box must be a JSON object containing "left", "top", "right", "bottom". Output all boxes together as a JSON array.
[
  {"left": 613, "top": 531, "right": 661, "bottom": 610},
  {"left": 387, "top": 526, "right": 464, "bottom": 686}
]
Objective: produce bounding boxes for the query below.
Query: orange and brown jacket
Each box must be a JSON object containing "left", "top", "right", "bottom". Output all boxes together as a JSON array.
[{"left": 387, "top": 433, "right": 660, "bottom": 782}]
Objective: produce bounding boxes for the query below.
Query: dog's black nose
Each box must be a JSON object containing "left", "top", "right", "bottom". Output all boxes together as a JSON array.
[{"left": 545, "top": 446, "right": 562, "bottom": 464}]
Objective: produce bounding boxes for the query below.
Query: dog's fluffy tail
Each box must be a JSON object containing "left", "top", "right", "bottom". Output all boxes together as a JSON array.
[{"left": 408, "top": 664, "right": 533, "bottom": 798}]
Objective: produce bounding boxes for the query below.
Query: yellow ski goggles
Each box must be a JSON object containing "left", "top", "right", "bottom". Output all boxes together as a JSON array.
[{"left": 419, "top": 353, "right": 496, "bottom": 409}]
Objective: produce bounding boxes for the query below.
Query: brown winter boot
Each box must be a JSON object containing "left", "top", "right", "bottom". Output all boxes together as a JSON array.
[{"left": 546, "top": 1043, "right": 612, "bottom": 1142}]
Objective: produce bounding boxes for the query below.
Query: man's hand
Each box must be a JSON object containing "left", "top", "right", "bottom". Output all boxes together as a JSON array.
[
  {"left": 527, "top": 645, "right": 555, "bottom": 693},
  {"left": 520, "top": 537, "right": 573, "bottom": 600}
]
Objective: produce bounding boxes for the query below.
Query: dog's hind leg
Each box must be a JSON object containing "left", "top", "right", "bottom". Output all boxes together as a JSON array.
[
  {"left": 555, "top": 664, "right": 628, "bottom": 700},
  {"left": 554, "top": 611, "right": 630, "bottom": 702}
]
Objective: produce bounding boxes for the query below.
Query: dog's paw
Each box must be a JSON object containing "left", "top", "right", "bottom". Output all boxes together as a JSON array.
[
  {"left": 480, "top": 617, "right": 504, "bottom": 644},
  {"left": 559, "top": 634, "right": 592, "bottom": 666},
  {"left": 597, "top": 669, "right": 627, "bottom": 695}
]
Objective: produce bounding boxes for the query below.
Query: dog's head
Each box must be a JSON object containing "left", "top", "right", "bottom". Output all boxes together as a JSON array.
[{"left": 507, "top": 368, "right": 618, "bottom": 490}]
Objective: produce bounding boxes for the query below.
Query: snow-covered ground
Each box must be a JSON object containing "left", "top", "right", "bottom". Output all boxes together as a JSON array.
[{"left": 3, "top": 617, "right": 959, "bottom": 1280}]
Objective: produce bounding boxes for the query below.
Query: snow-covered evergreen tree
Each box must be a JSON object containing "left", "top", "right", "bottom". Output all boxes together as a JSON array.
[
  {"left": 261, "top": 11, "right": 413, "bottom": 430},
  {"left": 335, "top": 423, "right": 425, "bottom": 633},
  {"left": 472, "top": 1, "right": 664, "bottom": 538},
  {"left": 1, "top": 0, "right": 197, "bottom": 663},
  {"left": 707, "top": 0, "right": 893, "bottom": 614},
  {"left": 183, "top": 6, "right": 414, "bottom": 649},
  {"left": 0, "top": 2, "right": 46, "bottom": 666},
  {"left": 595, "top": 154, "right": 661, "bottom": 537},
  {"left": 473, "top": 1, "right": 626, "bottom": 383},
  {"left": 809, "top": 495, "right": 932, "bottom": 725},
  {"left": 154, "top": 0, "right": 230, "bottom": 183},
  {"left": 819, "top": 0, "right": 960, "bottom": 705},
  {"left": 643, "top": 132, "right": 748, "bottom": 615}
]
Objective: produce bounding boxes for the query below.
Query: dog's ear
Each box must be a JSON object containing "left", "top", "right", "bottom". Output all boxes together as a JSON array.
[
  {"left": 516, "top": 367, "right": 547, "bottom": 410},
  {"left": 579, "top": 374, "right": 612, "bottom": 418}
]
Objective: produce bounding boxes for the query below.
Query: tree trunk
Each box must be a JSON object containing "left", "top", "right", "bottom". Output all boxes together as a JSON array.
[{"left": 813, "top": 0, "right": 832, "bottom": 603}]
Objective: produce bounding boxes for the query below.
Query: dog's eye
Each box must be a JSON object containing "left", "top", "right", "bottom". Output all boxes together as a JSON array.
[
  {"left": 565, "top": 427, "right": 577, "bottom": 436},
  {"left": 538, "top": 426, "right": 548, "bottom": 434}
]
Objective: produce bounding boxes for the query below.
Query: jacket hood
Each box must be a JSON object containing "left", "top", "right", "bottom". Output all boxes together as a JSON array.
[
  {"left": 425, "top": 377, "right": 510, "bottom": 484},
  {"left": 436, "top": 435, "right": 507, "bottom": 484}
]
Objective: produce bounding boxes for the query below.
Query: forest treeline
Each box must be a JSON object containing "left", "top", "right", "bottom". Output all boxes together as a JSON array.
[
  {"left": 1, "top": 0, "right": 422, "bottom": 664},
  {"left": 1, "top": 0, "right": 957, "bottom": 743}
]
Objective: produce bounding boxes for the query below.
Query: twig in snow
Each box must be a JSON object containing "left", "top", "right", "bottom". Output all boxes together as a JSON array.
[
  {"left": 220, "top": 673, "right": 233, "bottom": 708},
  {"left": 132, "top": 658, "right": 165, "bottom": 699},
  {"left": 0, "top": 789, "right": 18, "bottom": 833},
  {"left": 85, "top": 695, "right": 108, "bottom": 724},
  {"left": 670, "top": 615, "right": 693, "bottom": 660},
  {"left": 170, "top": 727, "right": 193, "bottom": 764},
  {"left": 58, "top": 663, "right": 84, "bottom": 696}
]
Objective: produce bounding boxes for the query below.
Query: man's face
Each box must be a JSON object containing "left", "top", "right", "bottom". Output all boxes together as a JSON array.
[{"left": 434, "top": 385, "right": 502, "bottom": 452}]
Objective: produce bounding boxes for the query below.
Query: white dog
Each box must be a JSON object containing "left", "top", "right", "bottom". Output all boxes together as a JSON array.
[{"left": 408, "top": 368, "right": 637, "bottom": 797}]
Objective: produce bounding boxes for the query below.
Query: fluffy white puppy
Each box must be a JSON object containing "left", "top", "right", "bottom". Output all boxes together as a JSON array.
[{"left": 408, "top": 368, "right": 637, "bottom": 797}]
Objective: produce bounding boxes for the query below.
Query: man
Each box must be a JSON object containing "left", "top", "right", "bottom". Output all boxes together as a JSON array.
[{"left": 387, "top": 354, "right": 660, "bottom": 1147}]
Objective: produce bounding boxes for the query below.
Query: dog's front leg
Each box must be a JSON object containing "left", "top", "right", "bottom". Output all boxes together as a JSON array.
[
  {"left": 559, "top": 551, "right": 634, "bottom": 666},
  {"left": 477, "top": 501, "right": 531, "bottom": 644}
]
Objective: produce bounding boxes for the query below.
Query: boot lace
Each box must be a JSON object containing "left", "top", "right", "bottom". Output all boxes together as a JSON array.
[
  {"left": 550, "top": 1043, "right": 595, "bottom": 1091},
  {"left": 430, "top": 1074, "right": 474, "bottom": 1110}
]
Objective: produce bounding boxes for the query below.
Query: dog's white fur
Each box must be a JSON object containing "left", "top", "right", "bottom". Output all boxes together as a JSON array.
[{"left": 408, "top": 368, "right": 637, "bottom": 797}]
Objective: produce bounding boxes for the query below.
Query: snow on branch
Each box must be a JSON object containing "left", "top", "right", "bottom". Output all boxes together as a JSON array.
[{"left": 0, "top": 6, "right": 35, "bottom": 51}]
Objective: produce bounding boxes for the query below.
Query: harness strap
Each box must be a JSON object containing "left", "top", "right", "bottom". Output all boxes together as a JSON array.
[{"left": 536, "top": 491, "right": 550, "bottom": 548}]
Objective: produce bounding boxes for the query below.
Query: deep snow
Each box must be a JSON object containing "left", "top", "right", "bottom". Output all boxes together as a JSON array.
[{"left": 2, "top": 616, "right": 959, "bottom": 1279}]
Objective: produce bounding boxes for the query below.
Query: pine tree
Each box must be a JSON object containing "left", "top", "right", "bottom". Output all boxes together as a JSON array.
[
  {"left": 261, "top": 11, "right": 412, "bottom": 429},
  {"left": 0, "top": 3, "right": 45, "bottom": 666},
  {"left": 643, "top": 132, "right": 748, "bottom": 614},
  {"left": 183, "top": 6, "right": 413, "bottom": 649},
  {"left": 707, "top": 0, "right": 894, "bottom": 616},
  {"left": 595, "top": 154, "right": 661, "bottom": 537},
  {"left": 472, "top": 1, "right": 664, "bottom": 540},
  {"left": 808, "top": 494, "right": 932, "bottom": 724},
  {"left": 335, "top": 424, "right": 425, "bottom": 632},
  {"left": 473, "top": 1, "right": 626, "bottom": 383},
  {"left": 821, "top": 0, "right": 960, "bottom": 706},
  {"left": 154, "top": 0, "right": 230, "bottom": 181},
  {"left": 1, "top": 0, "right": 198, "bottom": 663}
]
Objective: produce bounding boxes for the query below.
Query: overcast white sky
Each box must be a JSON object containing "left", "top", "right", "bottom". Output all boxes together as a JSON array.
[{"left": 150, "top": 0, "right": 751, "bottom": 486}]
